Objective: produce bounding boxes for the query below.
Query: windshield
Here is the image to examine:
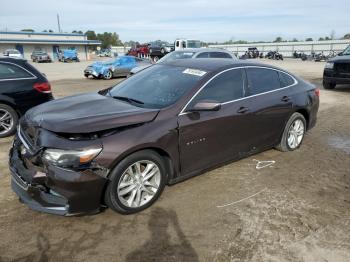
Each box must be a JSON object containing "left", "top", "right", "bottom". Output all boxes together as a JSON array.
[
  {"left": 343, "top": 45, "right": 350, "bottom": 55},
  {"left": 158, "top": 51, "right": 196, "bottom": 63},
  {"left": 108, "top": 64, "right": 205, "bottom": 109},
  {"left": 187, "top": 40, "right": 201, "bottom": 48}
]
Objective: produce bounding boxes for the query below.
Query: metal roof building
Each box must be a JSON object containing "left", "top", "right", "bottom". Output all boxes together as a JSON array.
[{"left": 0, "top": 31, "right": 101, "bottom": 61}]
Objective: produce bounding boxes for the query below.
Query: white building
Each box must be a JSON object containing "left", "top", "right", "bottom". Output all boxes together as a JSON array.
[{"left": 0, "top": 31, "right": 101, "bottom": 61}]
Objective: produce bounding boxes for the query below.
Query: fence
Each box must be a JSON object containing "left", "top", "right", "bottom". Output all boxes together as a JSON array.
[{"left": 209, "top": 39, "right": 350, "bottom": 57}]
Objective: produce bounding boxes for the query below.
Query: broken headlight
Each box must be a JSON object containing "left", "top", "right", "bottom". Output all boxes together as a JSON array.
[{"left": 42, "top": 148, "right": 102, "bottom": 168}]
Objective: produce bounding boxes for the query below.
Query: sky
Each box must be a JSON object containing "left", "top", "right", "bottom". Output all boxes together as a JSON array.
[{"left": 0, "top": 0, "right": 349, "bottom": 43}]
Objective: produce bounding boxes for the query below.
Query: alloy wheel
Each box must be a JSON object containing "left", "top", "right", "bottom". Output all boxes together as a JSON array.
[
  {"left": 0, "top": 109, "right": 14, "bottom": 135},
  {"left": 117, "top": 160, "right": 161, "bottom": 208},
  {"left": 287, "top": 119, "right": 305, "bottom": 149},
  {"left": 104, "top": 71, "right": 112, "bottom": 79}
]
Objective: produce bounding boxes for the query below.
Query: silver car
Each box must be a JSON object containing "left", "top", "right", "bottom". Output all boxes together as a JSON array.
[{"left": 129, "top": 48, "right": 237, "bottom": 75}]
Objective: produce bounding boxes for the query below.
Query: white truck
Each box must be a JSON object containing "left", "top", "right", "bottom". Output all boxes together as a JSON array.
[{"left": 174, "top": 39, "right": 201, "bottom": 50}]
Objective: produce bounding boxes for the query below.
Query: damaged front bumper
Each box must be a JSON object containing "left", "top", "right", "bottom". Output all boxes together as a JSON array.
[{"left": 9, "top": 132, "right": 108, "bottom": 216}]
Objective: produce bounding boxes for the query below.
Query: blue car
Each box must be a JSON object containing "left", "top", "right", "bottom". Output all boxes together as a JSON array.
[
  {"left": 58, "top": 49, "right": 79, "bottom": 62},
  {"left": 84, "top": 56, "right": 151, "bottom": 79}
]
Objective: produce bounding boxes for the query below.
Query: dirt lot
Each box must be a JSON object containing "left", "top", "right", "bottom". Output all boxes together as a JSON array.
[{"left": 0, "top": 59, "right": 349, "bottom": 262}]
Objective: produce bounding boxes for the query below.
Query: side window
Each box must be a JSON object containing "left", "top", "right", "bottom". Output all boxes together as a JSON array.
[
  {"left": 246, "top": 68, "right": 280, "bottom": 95},
  {"left": 279, "top": 71, "right": 295, "bottom": 87},
  {"left": 196, "top": 52, "right": 209, "bottom": 58},
  {"left": 189, "top": 69, "right": 244, "bottom": 107},
  {"left": 0, "top": 63, "right": 33, "bottom": 80},
  {"left": 209, "top": 52, "right": 232, "bottom": 58}
]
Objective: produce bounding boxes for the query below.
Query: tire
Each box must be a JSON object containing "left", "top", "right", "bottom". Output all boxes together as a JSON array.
[
  {"left": 153, "top": 56, "right": 159, "bottom": 63},
  {"left": 104, "top": 150, "right": 167, "bottom": 214},
  {"left": 323, "top": 81, "right": 336, "bottom": 90},
  {"left": 103, "top": 70, "right": 113, "bottom": 80},
  {"left": 0, "top": 104, "right": 18, "bottom": 138},
  {"left": 276, "top": 112, "right": 306, "bottom": 152}
]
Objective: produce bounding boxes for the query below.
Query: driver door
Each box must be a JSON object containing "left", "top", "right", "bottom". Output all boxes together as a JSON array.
[{"left": 178, "top": 68, "right": 251, "bottom": 176}]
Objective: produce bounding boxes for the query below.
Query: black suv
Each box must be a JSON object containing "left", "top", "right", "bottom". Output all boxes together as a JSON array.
[
  {"left": 0, "top": 58, "right": 53, "bottom": 137},
  {"left": 323, "top": 45, "right": 350, "bottom": 89}
]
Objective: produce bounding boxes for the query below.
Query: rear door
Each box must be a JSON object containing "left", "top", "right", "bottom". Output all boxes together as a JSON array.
[
  {"left": 0, "top": 61, "right": 38, "bottom": 113},
  {"left": 178, "top": 68, "right": 253, "bottom": 175},
  {"left": 243, "top": 67, "right": 294, "bottom": 150}
]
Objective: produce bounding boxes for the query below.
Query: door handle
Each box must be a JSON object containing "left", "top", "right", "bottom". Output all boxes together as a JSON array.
[
  {"left": 237, "top": 106, "right": 249, "bottom": 114},
  {"left": 281, "top": 96, "right": 291, "bottom": 102}
]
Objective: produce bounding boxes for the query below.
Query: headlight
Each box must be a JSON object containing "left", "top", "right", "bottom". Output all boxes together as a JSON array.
[
  {"left": 325, "top": 62, "right": 334, "bottom": 69},
  {"left": 42, "top": 148, "right": 102, "bottom": 168}
]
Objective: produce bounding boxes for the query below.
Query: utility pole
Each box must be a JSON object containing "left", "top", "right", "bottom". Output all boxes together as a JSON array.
[{"left": 57, "top": 14, "right": 61, "bottom": 33}]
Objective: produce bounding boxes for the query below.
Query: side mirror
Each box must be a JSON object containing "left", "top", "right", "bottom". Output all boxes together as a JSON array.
[{"left": 189, "top": 100, "right": 221, "bottom": 112}]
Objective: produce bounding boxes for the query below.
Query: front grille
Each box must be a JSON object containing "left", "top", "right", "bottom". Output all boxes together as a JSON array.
[{"left": 335, "top": 63, "right": 350, "bottom": 74}]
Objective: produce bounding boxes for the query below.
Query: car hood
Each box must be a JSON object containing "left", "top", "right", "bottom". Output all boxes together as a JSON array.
[
  {"left": 329, "top": 55, "right": 350, "bottom": 63},
  {"left": 25, "top": 93, "right": 159, "bottom": 133},
  {"left": 88, "top": 61, "right": 115, "bottom": 73}
]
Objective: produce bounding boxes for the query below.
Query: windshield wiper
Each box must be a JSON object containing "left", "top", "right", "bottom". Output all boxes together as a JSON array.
[{"left": 112, "top": 95, "right": 144, "bottom": 105}]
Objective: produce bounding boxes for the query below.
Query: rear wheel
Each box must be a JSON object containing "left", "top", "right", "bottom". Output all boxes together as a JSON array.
[
  {"left": 0, "top": 104, "right": 18, "bottom": 138},
  {"left": 104, "top": 150, "right": 166, "bottom": 214},
  {"left": 276, "top": 112, "right": 306, "bottom": 152},
  {"left": 323, "top": 81, "right": 336, "bottom": 90}
]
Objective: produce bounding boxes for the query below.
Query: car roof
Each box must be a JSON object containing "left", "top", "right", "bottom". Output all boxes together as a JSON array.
[
  {"left": 161, "top": 58, "right": 272, "bottom": 72},
  {"left": 0, "top": 57, "right": 27, "bottom": 62},
  {"left": 173, "top": 48, "right": 232, "bottom": 53}
]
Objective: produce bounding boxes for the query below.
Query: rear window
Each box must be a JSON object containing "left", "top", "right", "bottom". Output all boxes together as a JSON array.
[
  {"left": 279, "top": 72, "right": 295, "bottom": 87},
  {"left": 246, "top": 68, "right": 281, "bottom": 95},
  {"left": 0, "top": 63, "right": 33, "bottom": 80},
  {"left": 209, "top": 52, "right": 232, "bottom": 58}
]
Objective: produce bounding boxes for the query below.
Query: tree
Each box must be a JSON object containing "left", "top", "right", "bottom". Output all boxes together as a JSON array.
[
  {"left": 325, "top": 36, "right": 331, "bottom": 40},
  {"left": 85, "top": 30, "right": 97, "bottom": 40},
  {"left": 273, "top": 36, "right": 283, "bottom": 43},
  {"left": 318, "top": 37, "right": 325, "bottom": 41},
  {"left": 343, "top": 34, "right": 350, "bottom": 39},
  {"left": 72, "top": 30, "right": 83, "bottom": 34},
  {"left": 21, "top": 29, "right": 34, "bottom": 32},
  {"left": 305, "top": 38, "right": 313, "bottom": 41},
  {"left": 97, "top": 32, "right": 123, "bottom": 48},
  {"left": 292, "top": 38, "right": 299, "bottom": 42}
]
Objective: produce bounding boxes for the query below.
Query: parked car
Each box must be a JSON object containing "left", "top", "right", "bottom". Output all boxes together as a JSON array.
[
  {"left": 3, "top": 49, "right": 23, "bottom": 59},
  {"left": 10, "top": 58, "right": 319, "bottom": 216},
  {"left": 129, "top": 48, "right": 237, "bottom": 75},
  {"left": 84, "top": 56, "right": 151, "bottom": 79},
  {"left": 174, "top": 39, "right": 201, "bottom": 50},
  {"left": 149, "top": 41, "right": 173, "bottom": 61},
  {"left": 58, "top": 49, "right": 79, "bottom": 62},
  {"left": 0, "top": 57, "right": 53, "bottom": 138},
  {"left": 31, "top": 51, "right": 52, "bottom": 63},
  {"left": 323, "top": 45, "right": 350, "bottom": 89}
]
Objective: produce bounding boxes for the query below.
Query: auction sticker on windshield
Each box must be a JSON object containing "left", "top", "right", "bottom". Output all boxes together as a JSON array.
[{"left": 183, "top": 68, "right": 207, "bottom": 77}]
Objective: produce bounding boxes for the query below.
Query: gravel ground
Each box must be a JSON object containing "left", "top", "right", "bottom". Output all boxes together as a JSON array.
[{"left": 0, "top": 58, "right": 349, "bottom": 262}]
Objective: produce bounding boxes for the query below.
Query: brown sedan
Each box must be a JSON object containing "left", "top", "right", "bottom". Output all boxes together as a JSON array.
[{"left": 9, "top": 59, "right": 319, "bottom": 215}]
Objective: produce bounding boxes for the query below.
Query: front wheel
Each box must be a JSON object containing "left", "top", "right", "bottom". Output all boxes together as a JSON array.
[
  {"left": 104, "top": 150, "right": 166, "bottom": 214},
  {"left": 276, "top": 112, "right": 306, "bottom": 152},
  {"left": 103, "top": 70, "right": 113, "bottom": 80},
  {"left": 323, "top": 81, "right": 336, "bottom": 90}
]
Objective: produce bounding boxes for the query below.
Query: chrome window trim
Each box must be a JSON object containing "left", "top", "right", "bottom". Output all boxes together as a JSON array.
[
  {"left": 0, "top": 61, "right": 37, "bottom": 81},
  {"left": 179, "top": 66, "right": 298, "bottom": 116}
]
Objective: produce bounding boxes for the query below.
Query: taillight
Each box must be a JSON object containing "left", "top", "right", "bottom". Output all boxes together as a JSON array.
[
  {"left": 33, "top": 82, "right": 51, "bottom": 93},
  {"left": 314, "top": 87, "right": 320, "bottom": 97}
]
